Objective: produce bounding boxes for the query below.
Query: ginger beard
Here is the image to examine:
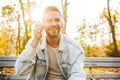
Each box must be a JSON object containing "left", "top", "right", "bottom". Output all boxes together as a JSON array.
[{"left": 45, "top": 25, "right": 61, "bottom": 38}]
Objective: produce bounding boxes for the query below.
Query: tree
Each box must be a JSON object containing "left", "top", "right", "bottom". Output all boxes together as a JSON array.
[
  {"left": 18, "top": 0, "right": 35, "bottom": 54},
  {"left": 0, "top": 5, "right": 17, "bottom": 56},
  {"left": 60, "top": 0, "right": 69, "bottom": 34},
  {"left": 103, "top": 0, "right": 119, "bottom": 57},
  {"left": 19, "top": 0, "right": 29, "bottom": 46},
  {"left": 76, "top": 19, "right": 93, "bottom": 56}
]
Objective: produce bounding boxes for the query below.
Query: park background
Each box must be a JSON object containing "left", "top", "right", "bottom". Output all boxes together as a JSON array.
[{"left": 0, "top": 0, "right": 120, "bottom": 79}]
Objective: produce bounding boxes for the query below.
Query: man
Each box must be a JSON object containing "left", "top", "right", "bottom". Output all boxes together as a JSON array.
[{"left": 15, "top": 6, "right": 86, "bottom": 80}]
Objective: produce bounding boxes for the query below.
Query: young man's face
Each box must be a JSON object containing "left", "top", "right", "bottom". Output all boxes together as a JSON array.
[{"left": 42, "top": 11, "right": 62, "bottom": 38}]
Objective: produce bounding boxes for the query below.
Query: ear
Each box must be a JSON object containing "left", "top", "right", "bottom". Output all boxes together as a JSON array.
[{"left": 61, "top": 18, "right": 65, "bottom": 27}]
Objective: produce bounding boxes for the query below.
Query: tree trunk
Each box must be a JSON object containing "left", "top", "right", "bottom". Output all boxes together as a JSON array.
[
  {"left": 19, "top": 0, "right": 28, "bottom": 46},
  {"left": 16, "top": 14, "right": 21, "bottom": 55},
  {"left": 107, "top": 0, "right": 119, "bottom": 57},
  {"left": 61, "top": 0, "right": 69, "bottom": 34}
]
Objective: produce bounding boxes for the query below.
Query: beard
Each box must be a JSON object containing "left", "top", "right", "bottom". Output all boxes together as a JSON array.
[{"left": 46, "top": 29, "right": 60, "bottom": 38}]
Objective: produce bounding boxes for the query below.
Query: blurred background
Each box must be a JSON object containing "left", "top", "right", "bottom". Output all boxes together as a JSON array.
[{"left": 0, "top": 0, "right": 120, "bottom": 57}]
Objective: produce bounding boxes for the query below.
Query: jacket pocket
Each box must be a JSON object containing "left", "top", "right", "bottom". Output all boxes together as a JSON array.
[{"left": 36, "top": 59, "right": 46, "bottom": 77}]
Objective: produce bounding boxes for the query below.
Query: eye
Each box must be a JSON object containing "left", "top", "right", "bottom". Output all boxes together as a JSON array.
[{"left": 55, "top": 18, "right": 60, "bottom": 22}]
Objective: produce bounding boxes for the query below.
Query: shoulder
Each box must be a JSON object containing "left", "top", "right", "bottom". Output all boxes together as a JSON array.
[
  {"left": 62, "top": 34, "right": 82, "bottom": 51},
  {"left": 62, "top": 34, "right": 85, "bottom": 64}
]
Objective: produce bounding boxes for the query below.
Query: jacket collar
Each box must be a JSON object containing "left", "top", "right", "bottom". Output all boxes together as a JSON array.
[{"left": 39, "top": 33, "right": 65, "bottom": 52}]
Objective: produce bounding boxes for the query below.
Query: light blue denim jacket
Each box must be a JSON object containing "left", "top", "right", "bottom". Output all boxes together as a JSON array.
[{"left": 15, "top": 34, "right": 86, "bottom": 80}]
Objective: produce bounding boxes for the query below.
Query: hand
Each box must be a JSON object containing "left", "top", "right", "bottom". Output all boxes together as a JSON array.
[
  {"left": 31, "top": 22, "right": 43, "bottom": 48},
  {"left": 33, "top": 22, "right": 43, "bottom": 40}
]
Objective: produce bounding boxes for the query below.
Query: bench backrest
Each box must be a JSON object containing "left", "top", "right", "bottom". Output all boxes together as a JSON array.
[{"left": 0, "top": 56, "right": 120, "bottom": 79}]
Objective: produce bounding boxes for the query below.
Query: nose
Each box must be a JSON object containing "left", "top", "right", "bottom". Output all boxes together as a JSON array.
[{"left": 51, "top": 20, "right": 57, "bottom": 26}]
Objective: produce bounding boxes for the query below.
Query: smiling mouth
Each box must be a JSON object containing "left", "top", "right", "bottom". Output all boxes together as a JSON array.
[
  {"left": 50, "top": 28, "right": 59, "bottom": 34},
  {"left": 51, "top": 29, "right": 58, "bottom": 33}
]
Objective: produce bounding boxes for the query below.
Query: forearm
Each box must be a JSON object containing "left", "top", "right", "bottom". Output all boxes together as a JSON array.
[
  {"left": 31, "top": 38, "right": 40, "bottom": 48},
  {"left": 15, "top": 22, "right": 43, "bottom": 75}
]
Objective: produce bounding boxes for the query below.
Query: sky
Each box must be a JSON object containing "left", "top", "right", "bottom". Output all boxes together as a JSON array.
[
  {"left": 66, "top": 0, "right": 120, "bottom": 38},
  {"left": 31, "top": 0, "right": 108, "bottom": 38},
  {"left": 0, "top": 0, "right": 120, "bottom": 38},
  {"left": 33, "top": 0, "right": 120, "bottom": 38},
  {"left": 66, "top": 0, "right": 107, "bottom": 38}
]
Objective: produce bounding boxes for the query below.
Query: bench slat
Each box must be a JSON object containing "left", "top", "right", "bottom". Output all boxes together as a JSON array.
[
  {"left": 85, "top": 57, "right": 120, "bottom": 61},
  {"left": 2, "top": 74, "right": 26, "bottom": 80},
  {"left": 87, "top": 73, "right": 120, "bottom": 78},
  {"left": 2, "top": 74, "right": 120, "bottom": 80},
  {"left": 84, "top": 62, "right": 120, "bottom": 68},
  {"left": 0, "top": 56, "right": 17, "bottom": 60},
  {"left": 0, "top": 61, "right": 15, "bottom": 67}
]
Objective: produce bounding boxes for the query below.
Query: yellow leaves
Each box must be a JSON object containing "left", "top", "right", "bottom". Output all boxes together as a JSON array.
[
  {"left": 0, "top": 40, "right": 8, "bottom": 56},
  {"left": 89, "top": 46, "right": 107, "bottom": 57},
  {"left": 0, "top": 40, "right": 6, "bottom": 46},
  {"left": 3, "top": 68, "right": 15, "bottom": 74},
  {"left": 0, "top": 27, "right": 17, "bottom": 56},
  {"left": 102, "top": 8, "right": 119, "bottom": 23},
  {"left": 103, "top": 8, "right": 109, "bottom": 18},
  {"left": 0, "top": 48, "right": 5, "bottom": 56},
  {"left": 27, "top": 31, "right": 32, "bottom": 37},
  {"left": 0, "top": 30, "right": 8, "bottom": 55},
  {"left": 2, "top": 5, "right": 14, "bottom": 17},
  {"left": 117, "top": 40, "right": 120, "bottom": 46}
]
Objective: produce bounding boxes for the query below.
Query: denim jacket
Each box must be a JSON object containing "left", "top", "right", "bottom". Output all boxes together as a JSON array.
[{"left": 15, "top": 34, "right": 86, "bottom": 80}]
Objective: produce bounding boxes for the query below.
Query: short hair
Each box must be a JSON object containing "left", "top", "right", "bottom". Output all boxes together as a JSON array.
[{"left": 43, "top": 6, "right": 61, "bottom": 15}]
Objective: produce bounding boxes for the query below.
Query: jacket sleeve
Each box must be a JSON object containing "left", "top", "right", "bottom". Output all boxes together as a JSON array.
[
  {"left": 14, "top": 39, "right": 36, "bottom": 76},
  {"left": 68, "top": 51, "right": 86, "bottom": 80}
]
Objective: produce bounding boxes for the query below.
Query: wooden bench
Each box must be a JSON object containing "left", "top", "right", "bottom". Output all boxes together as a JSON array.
[{"left": 0, "top": 56, "right": 120, "bottom": 80}]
